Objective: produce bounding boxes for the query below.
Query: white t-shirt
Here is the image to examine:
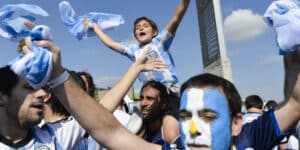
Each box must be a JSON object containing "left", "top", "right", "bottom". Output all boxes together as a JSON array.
[{"left": 43, "top": 116, "right": 87, "bottom": 150}]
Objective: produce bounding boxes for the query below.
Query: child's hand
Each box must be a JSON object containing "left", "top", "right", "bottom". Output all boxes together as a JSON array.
[
  {"left": 83, "top": 18, "right": 94, "bottom": 30},
  {"left": 24, "top": 20, "right": 36, "bottom": 30}
]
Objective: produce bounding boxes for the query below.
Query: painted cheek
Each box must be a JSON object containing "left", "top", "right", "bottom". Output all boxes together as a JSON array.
[
  {"left": 203, "top": 89, "right": 231, "bottom": 150},
  {"left": 179, "top": 119, "right": 190, "bottom": 148}
]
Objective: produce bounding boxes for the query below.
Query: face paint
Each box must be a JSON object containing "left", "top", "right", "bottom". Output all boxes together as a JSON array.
[{"left": 179, "top": 88, "right": 231, "bottom": 150}]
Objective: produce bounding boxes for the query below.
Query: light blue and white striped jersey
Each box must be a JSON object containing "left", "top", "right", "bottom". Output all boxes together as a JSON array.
[
  {"left": 42, "top": 116, "right": 88, "bottom": 150},
  {"left": 0, "top": 127, "right": 55, "bottom": 150},
  {"left": 120, "top": 29, "right": 179, "bottom": 90},
  {"left": 0, "top": 116, "right": 88, "bottom": 150}
]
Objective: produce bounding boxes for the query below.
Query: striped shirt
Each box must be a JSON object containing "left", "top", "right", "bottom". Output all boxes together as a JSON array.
[
  {"left": 0, "top": 116, "right": 87, "bottom": 150},
  {"left": 120, "top": 29, "right": 179, "bottom": 90}
]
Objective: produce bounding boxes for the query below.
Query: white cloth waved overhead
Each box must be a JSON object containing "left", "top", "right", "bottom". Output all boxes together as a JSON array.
[
  {"left": 9, "top": 25, "right": 53, "bottom": 89},
  {"left": 0, "top": 3, "right": 48, "bottom": 41},
  {"left": 59, "top": 1, "right": 125, "bottom": 40},
  {"left": 264, "top": 0, "right": 300, "bottom": 54}
]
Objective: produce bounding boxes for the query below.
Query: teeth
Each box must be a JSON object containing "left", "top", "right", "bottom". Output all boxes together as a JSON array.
[{"left": 32, "top": 103, "right": 44, "bottom": 109}]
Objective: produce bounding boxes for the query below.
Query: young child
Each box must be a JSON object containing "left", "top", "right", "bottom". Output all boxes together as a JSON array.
[{"left": 91, "top": 0, "right": 190, "bottom": 144}]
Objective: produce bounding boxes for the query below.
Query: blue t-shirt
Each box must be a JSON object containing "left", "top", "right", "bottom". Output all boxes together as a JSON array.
[
  {"left": 234, "top": 110, "right": 287, "bottom": 150},
  {"left": 120, "top": 29, "right": 179, "bottom": 89},
  {"left": 143, "top": 129, "right": 183, "bottom": 150},
  {"left": 242, "top": 112, "right": 262, "bottom": 125},
  {"left": 162, "top": 137, "right": 183, "bottom": 150}
]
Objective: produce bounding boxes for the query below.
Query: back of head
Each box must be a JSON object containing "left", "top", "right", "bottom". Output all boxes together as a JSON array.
[
  {"left": 180, "top": 73, "right": 242, "bottom": 118},
  {"left": 245, "top": 95, "right": 264, "bottom": 110},
  {"left": 77, "top": 71, "right": 96, "bottom": 97},
  {"left": 0, "top": 66, "right": 19, "bottom": 96},
  {"left": 48, "top": 70, "right": 86, "bottom": 116},
  {"left": 264, "top": 100, "right": 278, "bottom": 110}
]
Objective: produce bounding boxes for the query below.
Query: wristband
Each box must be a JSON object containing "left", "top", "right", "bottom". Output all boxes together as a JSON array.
[{"left": 47, "top": 70, "right": 70, "bottom": 88}]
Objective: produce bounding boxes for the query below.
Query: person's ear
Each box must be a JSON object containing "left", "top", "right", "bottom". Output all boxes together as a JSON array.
[
  {"left": 43, "top": 93, "right": 52, "bottom": 103},
  {"left": 0, "top": 92, "right": 8, "bottom": 106},
  {"left": 152, "top": 30, "right": 158, "bottom": 37},
  {"left": 231, "top": 113, "right": 243, "bottom": 136}
]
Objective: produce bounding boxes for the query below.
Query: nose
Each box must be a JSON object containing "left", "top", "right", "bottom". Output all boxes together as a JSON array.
[
  {"left": 190, "top": 119, "right": 201, "bottom": 136},
  {"left": 34, "top": 89, "right": 48, "bottom": 100}
]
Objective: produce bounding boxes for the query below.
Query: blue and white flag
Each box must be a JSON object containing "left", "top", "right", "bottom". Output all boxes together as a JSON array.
[
  {"left": 264, "top": 0, "right": 300, "bottom": 54},
  {"left": 59, "top": 1, "right": 125, "bottom": 40},
  {"left": 0, "top": 3, "right": 48, "bottom": 41},
  {"left": 9, "top": 25, "right": 53, "bottom": 89}
]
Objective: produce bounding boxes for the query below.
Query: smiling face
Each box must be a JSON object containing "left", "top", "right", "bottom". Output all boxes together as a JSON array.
[
  {"left": 140, "top": 86, "right": 165, "bottom": 122},
  {"left": 179, "top": 88, "right": 231, "bottom": 150},
  {"left": 7, "top": 77, "right": 46, "bottom": 128},
  {"left": 134, "top": 19, "right": 158, "bottom": 45}
]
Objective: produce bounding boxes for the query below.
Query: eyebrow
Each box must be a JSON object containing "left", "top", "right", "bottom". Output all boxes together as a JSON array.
[
  {"left": 179, "top": 109, "right": 191, "bottom": 114},
  {"left": 140, "top": 95, "right": 157, "bottom": 100},
  {"left": 179, "top": 108, "right": 216, "bottom": 114},
  {"left": 198, "top": 108, "right": 217, "bottom": 114}
]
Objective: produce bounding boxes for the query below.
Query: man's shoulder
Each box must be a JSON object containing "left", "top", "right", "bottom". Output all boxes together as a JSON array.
[
  {"left": 0, "top": 127, "right": 55, "bottom": 150},
  {"left": 234, "top": 110, "right": 282, "bottom": 150},
  {"left": 242, "top": 112, "right": 262, "bottom": 124},
  {"left": 33, "top": 126, "right": 52, "bottom": 139}
]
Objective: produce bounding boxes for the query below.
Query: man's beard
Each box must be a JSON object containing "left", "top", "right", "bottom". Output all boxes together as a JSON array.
[{"left": 142, "top": 110, "right": 163, "bottom": 124}]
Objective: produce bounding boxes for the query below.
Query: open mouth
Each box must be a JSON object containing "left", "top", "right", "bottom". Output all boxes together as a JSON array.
[
  {"left": 139, "top": 32, "right": 146, "bottom": 36},
  {"left": 141, "top": 109, "right": 149, "bottom": 113},
  {"left": 141, "top": 108, "right": 149, "bottom": 116},
  {"left": 31, "top": 102, "right": 44, "bottom": 110}
]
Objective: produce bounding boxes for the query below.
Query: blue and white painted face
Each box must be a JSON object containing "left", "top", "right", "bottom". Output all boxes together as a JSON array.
[{"left": 179, "top": 88, "right": 231, "bottom": 150}]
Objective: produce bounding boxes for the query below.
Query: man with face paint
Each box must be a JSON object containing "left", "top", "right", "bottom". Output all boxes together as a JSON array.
[
  {"left": 179, "top": 74, "right": 238, "bottom": 150},
  {"left": 179, "top": 87, "right": 231, "bottom": 150},
  {"left": 178, "top": 48, "right": 300, "bottom": 150}
]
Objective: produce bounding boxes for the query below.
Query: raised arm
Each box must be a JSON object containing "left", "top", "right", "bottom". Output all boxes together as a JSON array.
[
  {"left": 99, "top": 50, "right": 167, "bottom": 112},
  {"left": 92, "top": 22, "right": 123, "bottom": 52},
  {"left": 167, "top": 0, "right": 190, "bottom": 35},
  {"left": 275, "top": 49, "right": 300, "bottom": 132},
  {"left": 32, "top": 40, "right": 161, "bottom": 150}
]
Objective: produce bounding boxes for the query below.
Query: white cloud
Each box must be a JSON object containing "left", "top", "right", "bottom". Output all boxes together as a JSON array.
[
  {"left": 223, "top": 9, "right": 268, "bottom": 42},
  {"left": 94, "top": 76, "right": 120, "bottom": 88}
]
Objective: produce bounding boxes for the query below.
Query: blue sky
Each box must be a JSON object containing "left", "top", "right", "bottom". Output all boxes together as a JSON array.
[{"left": 0, "top": 0, "right": 284, "bottom": 101}]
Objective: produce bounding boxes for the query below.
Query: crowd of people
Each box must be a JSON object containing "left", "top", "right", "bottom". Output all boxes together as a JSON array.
[{"left": 0, "top": 0, "right": 300, "bottom": 150}]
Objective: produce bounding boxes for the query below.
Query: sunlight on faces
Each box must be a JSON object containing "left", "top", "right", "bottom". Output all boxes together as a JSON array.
[
  {"left": 7, "top": 77, "right": 45, "bottom": 128},
  {"left": 140, "top": 86, "right": 165, "bottom": 121},
  {"left": 179, "top": 88, "right": 231, "bottom": 150},
  {"left": 134, "top": 20, "right": 157, "bottom": 45}
]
